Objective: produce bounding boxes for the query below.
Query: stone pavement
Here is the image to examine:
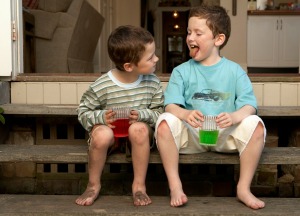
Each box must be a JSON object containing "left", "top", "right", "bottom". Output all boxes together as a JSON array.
[{"left": 0, "top": 195, "right": 299, "bottom": 215}]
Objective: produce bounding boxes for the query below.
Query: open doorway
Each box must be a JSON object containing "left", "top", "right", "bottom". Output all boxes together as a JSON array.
[
  {"left": 21, "top": 0, "right": 104, "bottom": 74},
  {"left": 141, "top": 0, "right": 220, "bottom": 74}
]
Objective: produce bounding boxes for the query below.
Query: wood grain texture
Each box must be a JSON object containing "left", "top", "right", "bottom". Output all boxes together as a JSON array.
[{"left": 0, "top": 145, "right": 299, "bottom": 165}]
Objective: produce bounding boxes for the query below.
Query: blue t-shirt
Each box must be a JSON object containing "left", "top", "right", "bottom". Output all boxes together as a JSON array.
[{"left": 164, "top": 57, "right": 257, "bottom": 116}]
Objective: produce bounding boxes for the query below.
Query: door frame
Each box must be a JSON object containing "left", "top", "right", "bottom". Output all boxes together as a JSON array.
[{"left": 0, "top": 0, "right": 23, "bottom": 80}]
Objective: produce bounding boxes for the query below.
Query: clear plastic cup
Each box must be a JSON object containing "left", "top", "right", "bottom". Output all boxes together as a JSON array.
[
  {"left": 199, "top": 115, "right": 219, "bottom": 146},
  {"left": 111, "top": 107, "right": 131, "bottom": 138}
]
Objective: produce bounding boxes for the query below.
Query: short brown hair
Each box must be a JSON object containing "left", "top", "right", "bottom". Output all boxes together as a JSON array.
[
  {"left": 189, "top": 5, "right": 231, "bottom": 50},
  {"left": 107, "top": 25, "right": 154, "bottom": 71}
]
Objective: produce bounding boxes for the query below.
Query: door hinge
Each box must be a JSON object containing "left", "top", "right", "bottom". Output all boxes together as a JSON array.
[{"left": 12, "top": 21, "right": 17, "bottom": 41}]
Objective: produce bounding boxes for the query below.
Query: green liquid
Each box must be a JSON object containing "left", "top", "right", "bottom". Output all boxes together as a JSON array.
[{"left": 199, "top": 130, "right": 219, "bottom": 146}]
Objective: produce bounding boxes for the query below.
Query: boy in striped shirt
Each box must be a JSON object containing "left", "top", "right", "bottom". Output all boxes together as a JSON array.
[{"left": 76, "top": 25, "right": 164, "bottom": 206}]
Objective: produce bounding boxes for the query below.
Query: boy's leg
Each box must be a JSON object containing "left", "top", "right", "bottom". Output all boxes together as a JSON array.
[
  {"left": 129, "top": 122, "right": 152, "bottom": 206},
  {"left": 75, "top": 125, "right": 114, "bottom": 206},
  {"left": 156, "top": 120, "right": 188, "bottom": 207},
  {"left": 237, "top": 122, "right": 265, "bottom": 210}
]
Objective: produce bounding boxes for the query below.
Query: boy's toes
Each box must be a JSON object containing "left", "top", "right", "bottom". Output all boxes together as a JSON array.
[{"left": 133, "top": 191, "right": 152, "bottom": 206}]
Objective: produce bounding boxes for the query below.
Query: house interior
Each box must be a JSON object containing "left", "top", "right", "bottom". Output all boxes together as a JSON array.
[{"left": 21, "top": 0, "right": 299, "bottom": 76}]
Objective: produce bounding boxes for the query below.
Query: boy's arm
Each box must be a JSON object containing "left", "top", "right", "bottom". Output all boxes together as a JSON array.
[
  {"left": 136, "top": 83, "right": 164, "bottom": 127},
  {"left": 165, "top": 104, "right": 189, "bottom": 120},
  {"left": 217, "top": 105, "right": 256, "bottom": 128},
  {"left": 165, "top": 104, "right": 204, "bottom": 128},
  {"left": 77, "top": 88, "right": 107, "bottom": 132},
  {"left": 230, "top": 105, "right": 256, "bottom": 125}
]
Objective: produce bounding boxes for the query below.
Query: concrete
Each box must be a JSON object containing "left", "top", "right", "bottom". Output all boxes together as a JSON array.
[{"left": 0, "top": 195, "right": 299, "bottom": 215}]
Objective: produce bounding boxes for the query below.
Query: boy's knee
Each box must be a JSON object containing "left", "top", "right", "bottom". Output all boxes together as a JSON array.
[
  {"left": 256, "top": 122, "right": 265, "bottom": 137},
  {"left": 156, "top": 120, "right": 170, "bottom": 137},
  {"left": 129, "top": 122, "right": 149, "bottom": 137},
  {"left": 90, "top": 126, "right": 114, "bottom": 149},
  {"left": 250, "top": 122, "right": 265, "bottom": 145}
]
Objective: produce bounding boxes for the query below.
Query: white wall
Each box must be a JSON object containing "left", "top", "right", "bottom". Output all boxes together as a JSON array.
[{"left": 220, "top": 0, "right": 248, "bottom": 71}]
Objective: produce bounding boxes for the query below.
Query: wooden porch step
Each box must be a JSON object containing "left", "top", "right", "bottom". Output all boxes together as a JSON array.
[
  {"left": 0, "top": 144, "right": 299, "bottom": 165},
  {"left": 13, "top": 72, "right": 300, "bottom": 82},
  {"left": 2, "top": 103, "right": 300, "bottom": 117},
  {"left": 0, "top": 194, "right": 299, "bottom": 215}
]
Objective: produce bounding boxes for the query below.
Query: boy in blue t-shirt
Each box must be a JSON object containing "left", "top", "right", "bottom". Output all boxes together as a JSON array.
[{"left": 155, "top": 5, "right": 266, "bottom": 210}]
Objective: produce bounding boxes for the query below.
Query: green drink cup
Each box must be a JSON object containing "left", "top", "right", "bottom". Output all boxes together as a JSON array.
[{"left": 199, "top": 115, "right": 219, "bottom": 146}]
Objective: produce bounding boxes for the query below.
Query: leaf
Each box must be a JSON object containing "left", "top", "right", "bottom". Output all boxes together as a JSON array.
[
  {"left": 0, "top": 114, "right": 5, "bottom": 124},
  {"left": 0, "top": 107, "right": 3, "bottom": 114}
]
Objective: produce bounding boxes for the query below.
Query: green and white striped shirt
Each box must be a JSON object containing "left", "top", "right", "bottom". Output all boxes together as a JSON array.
[{"left": 77, "top": 70, "right": 164, "bottom": 132}]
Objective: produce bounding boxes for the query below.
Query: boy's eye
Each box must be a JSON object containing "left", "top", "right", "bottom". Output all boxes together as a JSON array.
[{"left": 148, "top": 55, "right": 154, "bottom": 61}]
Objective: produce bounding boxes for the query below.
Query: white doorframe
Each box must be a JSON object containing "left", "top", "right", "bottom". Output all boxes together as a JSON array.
[{"left": 0, "top": 0, "right": 23, "bottom": 80}]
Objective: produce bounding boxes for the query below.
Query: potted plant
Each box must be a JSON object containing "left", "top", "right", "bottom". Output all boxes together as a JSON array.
[{"left": 0, "top": 107, "right": 5, "bottom": 124}]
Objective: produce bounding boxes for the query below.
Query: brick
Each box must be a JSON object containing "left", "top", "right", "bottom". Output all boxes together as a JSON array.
[
  {"left": 257, "top": 170, "right": 278, "bottom": 186},
  {"left": 15, "top": 162, "right": 36, "bottom": 178},
  {"left": 183, "top": 181, "right": 213, "bottom": 196},
  {"left": 251, "top": 185, "right": 277, "bottom": 197},
  {"left": 7, "top": 131, "right": 35, "bottom": 145},
  {"left": 294, "top": 165, "right": 300, "bottom": 182},
  {"left": 289, "top": 128, "right": 300, "bottom": 147},
  {"left": 36, "top": 179, "right": 78, "bottom": 195},
  {"left": 213, "top": 181, "right": 234, "bottom": 196},
  {"left": 256, "top": 165, "right": 277, "bottom": 185},
  {"left": 278, "top": 182, "right": 294, "bottom": 197},
  {"left": 278, "top": 174, "right": 294, "bottom": 197},
  {"left": 0, "top": 163, "right": 16, "bottom": 177},
  {"left": 0, "top": 81, "right": 10, "bottom": 104},
  {"left": 265, "top": 135, "right": 278, "bottom": 147},
  {"left": 11, "top": 82, "right": 27, "bottom": 104},
  {"left": 0, "top": 178, "right": 36, "bottom": 194},
  {"left": 294, "top": 183, "right": 300, "bottom": 198},
  {"left": 27, "top": 83, "right": 43, "bottom": 104},
  {"left": 281, "top": 164, "right": 296, "bottom": 177}
]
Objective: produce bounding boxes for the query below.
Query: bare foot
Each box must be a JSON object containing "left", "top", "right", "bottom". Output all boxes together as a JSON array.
[
  {"left": 237, "top": 190, "right": 265, "bottom": 210},
  {"left": 170, "top": 188, "right": 188, "bottom": 207},
  {"left": 133, "top": 191, "right": 152, "bottom": 206},
  {"left": 75, "top": 187, "right": 100, "bottom": 206}
]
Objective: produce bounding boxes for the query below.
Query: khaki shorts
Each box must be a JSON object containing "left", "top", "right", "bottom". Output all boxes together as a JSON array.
[
  {"left": 154, "top": 112, "right": 266, "bottom": 155},
  {"left": 88, "top": 123, "right": 155, "bottom": 154}
]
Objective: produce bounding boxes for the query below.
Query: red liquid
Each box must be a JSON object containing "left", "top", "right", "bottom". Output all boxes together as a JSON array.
[{"left": 112, "top": 118, "right": 130, "bottom": 137}]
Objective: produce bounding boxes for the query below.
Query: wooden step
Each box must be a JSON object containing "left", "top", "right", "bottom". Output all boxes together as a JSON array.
[
  {"left": 0, "top": 194, "right": 299, "bottom": 215},
  {"left": 0, "top": 144, "right": 299, "bottom": 164},
  {"left": 13, "top": 72, "right": 300, "bottom": 83},
  {"left": 2, "top": 103, "right": 300, "bottom": 117}
]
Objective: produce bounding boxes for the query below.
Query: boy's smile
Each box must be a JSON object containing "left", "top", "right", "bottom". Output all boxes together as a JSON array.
[{"left": 189, "top": 45, "right": 199, "bottom": 58}]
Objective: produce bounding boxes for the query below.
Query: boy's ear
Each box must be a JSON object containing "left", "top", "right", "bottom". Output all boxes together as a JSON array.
[
  {"left": 123, "top": 63, "right": 133, "bottom": 72},
  {"left": 215, "top": 33, "right": 225, "bottom": 47}
]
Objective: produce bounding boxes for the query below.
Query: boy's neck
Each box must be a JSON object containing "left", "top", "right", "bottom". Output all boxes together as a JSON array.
[
  {"left": 111, "top": 69, "right": 140, "bottom": 83},
  {"left": 200, "top": 55, "right": 222, "bottom": 66}
]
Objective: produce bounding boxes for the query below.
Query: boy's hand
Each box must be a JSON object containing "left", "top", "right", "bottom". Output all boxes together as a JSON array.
[
  {"left": 105, "top": 109, "right": 116, "bottom": 128},
  {"left": 216, "top": 112, "right": 233, "bottom": 128},
  {"left": 129, "top": 110, "right": 139, "bottom": 124},
  {"left": 185, "top": 110, "right": 204, "bottom": 128}
]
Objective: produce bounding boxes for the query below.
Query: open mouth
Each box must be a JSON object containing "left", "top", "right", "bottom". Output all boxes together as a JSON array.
[{"left": 189, "top": 45, "right": 199, "bottom": 58}]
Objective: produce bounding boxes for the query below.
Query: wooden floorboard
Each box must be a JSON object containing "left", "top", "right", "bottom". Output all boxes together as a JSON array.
[
  {"left": 0, "top": 195, "right": 299, "bottom": 215},
  {"left": 0, "top": 145, "right": 299, "bottom": 165},
  {"left": 14, "top": 72, "right": 300, "bottom": 82}
]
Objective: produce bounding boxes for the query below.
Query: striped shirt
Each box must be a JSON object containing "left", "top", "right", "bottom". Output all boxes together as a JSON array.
[{"left": 77, "top": 70, "right": 164, "bottom": 132}]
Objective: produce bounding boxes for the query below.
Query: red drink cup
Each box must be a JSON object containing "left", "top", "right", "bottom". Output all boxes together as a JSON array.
[
  {"left": 112, "top": 118, "right": 130, "bottom": 137},
  {"left": 111, "top": 107, "right": 131, "bottom": 138}
]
